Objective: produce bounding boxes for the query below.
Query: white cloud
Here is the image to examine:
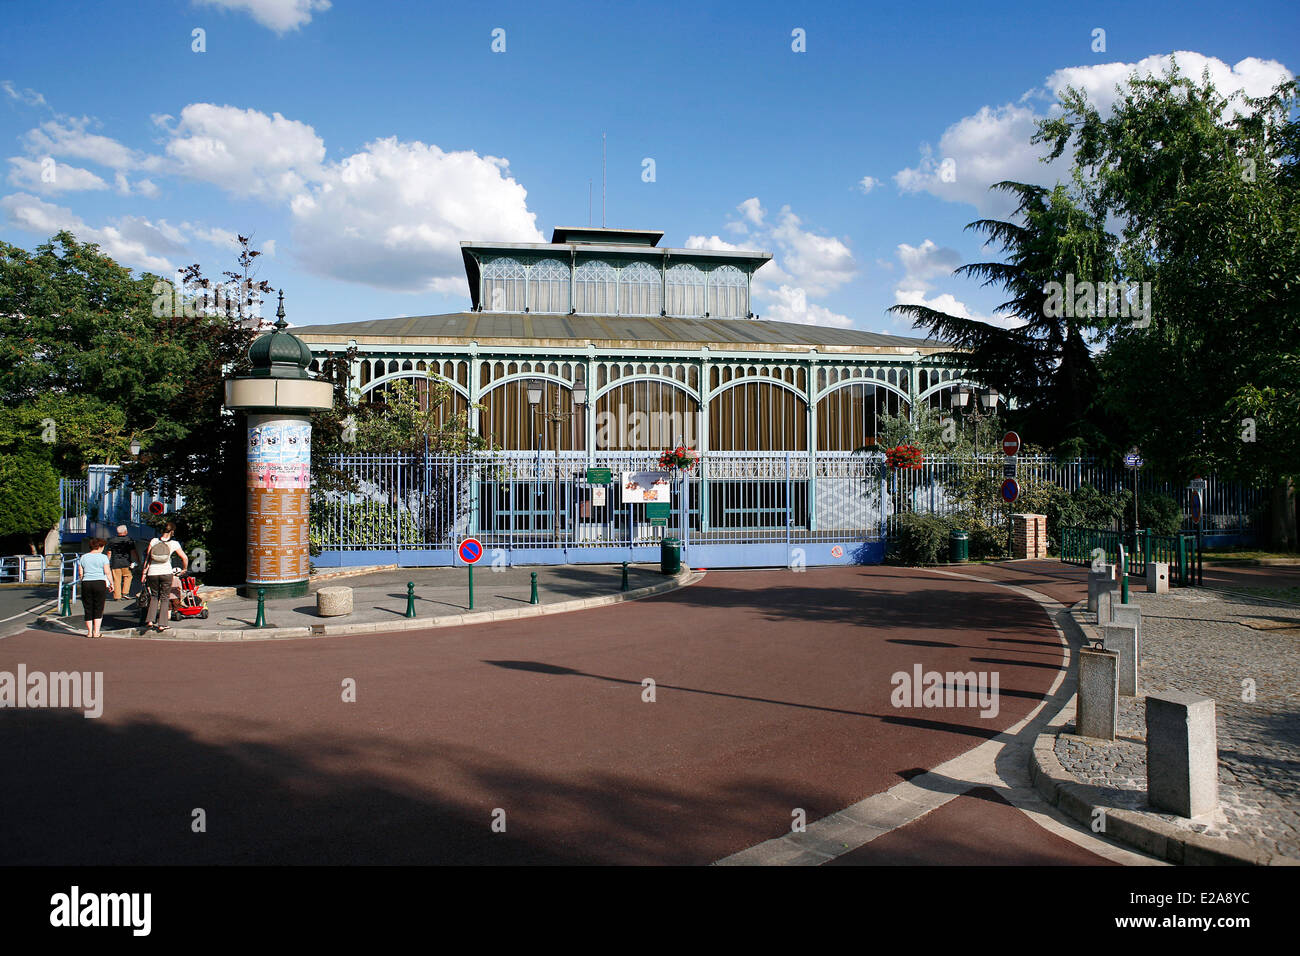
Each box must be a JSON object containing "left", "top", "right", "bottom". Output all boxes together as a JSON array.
[
  {"left": 890, "top": 238, "right": 1024, "bottom": 331},
  {"left": 194, "top": 0, "right": 331, "bottom": 33},
  {"left": 7, "top": 157, "right": 109, "bottom": 193},
  {"left": 738, "top": 197, "right": 765, "bottom": 226},
  {"left": 22, "top": 116, "right": 154, "bottom": 172},
  {"left": 896, "top": 239, "right": 962, "bottom": 290},
  {"left": 0, "top": 193, "right": 178, "bottom": 273},
  {"left": 893, "top": 288, "right": 1025, "bottom": 330},
  {"left": 165, "top": 103, "right": 326, "bottom": 199},
  {"left": 857, "top": 176, "right": 881, "bottom": 194},
  {"left": 2, "top": 81, "right": 47, "bottom": 108},
  {"left": 762, "top": 285, "right": 853, "bottom": 328},
  {"left": 894, "top": 52, "right": 1294, "bottom": 216},
  {"left": 114, "top": 172, "right": 160, "bottom": 197},
  {"left": 687, "top": 198, "right": 858, "bottom": 329},
  {"left": 288, "top": 137, "right": 541, "bottom": 294}
]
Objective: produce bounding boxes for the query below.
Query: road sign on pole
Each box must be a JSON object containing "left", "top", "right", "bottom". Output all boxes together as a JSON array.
[
  {"left": 1124, "top": 447, "right": 1143, "bottom": 469},
  {"left": 1000, "top": 478, "right": 1020, "bottom": 503},
  {"left": 458, "top": 537, "right": 483, "bottom": 610},
  {"left": 1002, "top": 431, "right": 1021, "bottom": 456},
  {"left": 1191, "top": 490, "right": 1203, "bottom": 525}
]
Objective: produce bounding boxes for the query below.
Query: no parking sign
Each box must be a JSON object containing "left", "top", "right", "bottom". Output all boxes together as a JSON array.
[
  {"left": 458, "top": 538, "right": 483, "bottom": 565},
  {"left": 458, "top": 537, "right": 483, "bottom": 611}
]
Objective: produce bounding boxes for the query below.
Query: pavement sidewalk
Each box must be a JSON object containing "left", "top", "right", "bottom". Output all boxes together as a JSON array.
[{"left": 50, "top": 564, "right": 678, "bottom": 640}]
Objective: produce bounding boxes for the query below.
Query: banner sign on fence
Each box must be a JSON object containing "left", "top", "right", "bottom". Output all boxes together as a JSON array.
[
  {"left": 586, "top": 468, "right": 613, "bottom": 485},
  {"left": 621, "top": 471, "right": 672, "bottom": 503}
]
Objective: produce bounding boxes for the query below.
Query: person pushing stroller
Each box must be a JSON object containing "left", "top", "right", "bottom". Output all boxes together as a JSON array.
[{"left": 140, "top": 522, "right": 187, "bottom": 633}]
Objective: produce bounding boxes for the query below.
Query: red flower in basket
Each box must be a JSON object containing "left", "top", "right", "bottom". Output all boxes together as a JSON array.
[
  {"left": 885, "top": 443, "right": 924, "bottom": 470},
  {"left": 658, "top": 446, "right": 700, "bottom": 471}
]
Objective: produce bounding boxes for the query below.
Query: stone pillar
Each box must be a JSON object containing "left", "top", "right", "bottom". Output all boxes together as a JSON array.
[
  {"left": 1147, "top": 692, "right": 1218, "bottom": 817},
  {"left": 1101, "top": 622, "right": 1138, "bottom": 696},
  {"left": 1012, "top": 513, "right": 1048, "bottom": 559},
  {"left": 1146, "top": 561, "right": 1169, "bottom": 593},
  {"left": 1078, "top": 645, "right": 1119, "bottom": 740},
  {"left": 1097, "top": 584, "right": 1121, "bottom": 625}
]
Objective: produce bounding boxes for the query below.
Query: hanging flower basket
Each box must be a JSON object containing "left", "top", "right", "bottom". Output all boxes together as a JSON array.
[
  {"left": 885, "top": 443, "right": 925, "bottom": 470},
  {"left": 657, "top": 446, "right": 700, "bottom": 472}
]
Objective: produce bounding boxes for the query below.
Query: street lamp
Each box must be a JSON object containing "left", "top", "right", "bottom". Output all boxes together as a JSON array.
[
  {"left": 129, "top": 437, "right": 141, "bottom": 457},
  {"left": 527, "top": 371, "right": 586, "bottom": 542},
  {"left": 951, "top": 385, "right": 999, "bottom": 455}
]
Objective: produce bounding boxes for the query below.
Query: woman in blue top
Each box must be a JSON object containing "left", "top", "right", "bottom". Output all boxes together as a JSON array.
[{"left": 76, "top": 537, "right": 115, "bottom": 638}]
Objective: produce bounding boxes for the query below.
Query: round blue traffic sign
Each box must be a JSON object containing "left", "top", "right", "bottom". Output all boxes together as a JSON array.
[
  {"left": 458, "top": 538, "right": 484, "bottom": 564},
  {"left": 1190, "top": 491, "right": 1203, "bottom": 524},
  {"left": 1000, "top": 478, "right": 1020, "bottom": 503}
]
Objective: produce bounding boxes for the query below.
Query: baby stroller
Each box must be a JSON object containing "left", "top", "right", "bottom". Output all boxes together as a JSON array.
[{"left": 171, "top": 573, "right": 209, "bottom": 621}]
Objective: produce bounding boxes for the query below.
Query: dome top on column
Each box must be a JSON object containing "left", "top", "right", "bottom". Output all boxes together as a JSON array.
[{"left": 247, "top": 291, "right": 314, "bottom": 379}]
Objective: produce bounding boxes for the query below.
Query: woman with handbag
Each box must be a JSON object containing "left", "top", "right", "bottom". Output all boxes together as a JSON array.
[{"left": 141, "top": 522, "right": 187, "bottom": 633}]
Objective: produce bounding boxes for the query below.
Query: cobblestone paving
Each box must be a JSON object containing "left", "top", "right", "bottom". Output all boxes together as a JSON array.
[{"left": 1054, "top": 586, "right": 1300, "bottom": 860}]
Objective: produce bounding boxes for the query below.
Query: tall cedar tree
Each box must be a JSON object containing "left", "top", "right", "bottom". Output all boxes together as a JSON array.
[{"left": 889, "top": 181, "right": 1114, "bottom": 455}]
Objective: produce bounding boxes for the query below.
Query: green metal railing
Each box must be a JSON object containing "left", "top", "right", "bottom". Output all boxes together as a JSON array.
[{"left": 1059, "top": 526, "right": 1199, "bottom": 586}]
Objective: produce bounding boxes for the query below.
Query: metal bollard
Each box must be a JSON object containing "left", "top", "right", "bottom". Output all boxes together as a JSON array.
[
  {"left": 406, "top": 581, "right": 416, "bottom": 618},
  {"left": 1120, "top": 551, "right": 1129, "bottom": 604},
  {"left": 621, "top": 561, "right": 629, "bottom": 592},
  {"left": 254, "top": 588, "right": 267, "bottom": 628},
  {"left": 61, "top": 583, "right": 72, "bottom": 617},
  {"left": 530, "top": 571, "right": 539, "bottom": 605}
]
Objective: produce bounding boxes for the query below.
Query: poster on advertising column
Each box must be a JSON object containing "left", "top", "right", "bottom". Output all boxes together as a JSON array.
[
  {"left": 246, "top": 415, "right": 312, "bottom": 584},
  {"left": 621, "top": 471, "right": 672, "bottom": 503}
]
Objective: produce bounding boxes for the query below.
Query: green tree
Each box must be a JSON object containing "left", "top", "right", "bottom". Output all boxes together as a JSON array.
[
  {"left": 1036, "top": 64, "right": 1300, "bottom": 547},
  {"left": 889, "top": 182, "right": 1113, "bottom": 453},
  {"left": 0, "top": 451, "right": 61, "bottom": 552}
]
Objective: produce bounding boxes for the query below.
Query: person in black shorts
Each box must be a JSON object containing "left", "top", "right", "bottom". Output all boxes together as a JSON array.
[{"left": 76, "top": 538, "right": 115, "bottom": 638}]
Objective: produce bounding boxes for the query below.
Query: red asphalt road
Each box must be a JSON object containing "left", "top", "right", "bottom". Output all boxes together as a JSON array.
[{"left": 0, "top": 561, "right": 1107, "bottom": 865}]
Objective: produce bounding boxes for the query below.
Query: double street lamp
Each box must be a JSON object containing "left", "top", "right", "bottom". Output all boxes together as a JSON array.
[
  {"left": 950, "top": 385, "right": 1000, "bottom": 455},
  {"left": 527, "top": 371, "right": 587, "bottom": 541}
]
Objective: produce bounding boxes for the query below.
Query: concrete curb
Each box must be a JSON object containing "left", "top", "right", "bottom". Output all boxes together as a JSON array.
[
  {"left": 68, "top": 569, "right": 703, "bottom": 642},
  {"left": 196, "top": 564, "right": 401, "bottom": 603},
  {"left": 1027, "top": 599, "right": 1296, "bottom": 866}
]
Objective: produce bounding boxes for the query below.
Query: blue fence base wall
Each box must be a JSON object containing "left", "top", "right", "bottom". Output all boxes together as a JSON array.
[{"left": 312, "top": 540, "right": 886, "bottom": 571}]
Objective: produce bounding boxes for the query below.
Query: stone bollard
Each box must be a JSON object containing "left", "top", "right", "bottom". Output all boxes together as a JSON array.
[
  {"left": 1087, "top": 572, "right": 1110, "bottom": 612},
  {"left": 316, "top": 586, "right": 354, "bottom": 617},
  {"left": 1096, "top": 584, "right": 1121, "bottom": 624},
  {"left": 1112, "top": 604, "right": 1143, "bottom": 662},
  {"left": 1146, "top": 561, "right": 1169, "bottom": 594},
  {"left": 1146, "top": 692, "right": 1218, "bottom": 817},
  {"left": 1101, "top": 623, "right": 1139, "bottom": 696},
  {"left": 1077, "top": 645, "right": 1119, "bottom": 740}
]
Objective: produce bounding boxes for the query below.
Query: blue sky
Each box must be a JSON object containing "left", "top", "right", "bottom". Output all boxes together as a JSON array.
[{"left": 2, "top": 0, "right": 1295, "bottom": 334}]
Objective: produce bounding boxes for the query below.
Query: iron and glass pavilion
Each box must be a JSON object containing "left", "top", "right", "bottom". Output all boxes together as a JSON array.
[{"left": 292, "top": 226, "right": 977, "bottom": 457}]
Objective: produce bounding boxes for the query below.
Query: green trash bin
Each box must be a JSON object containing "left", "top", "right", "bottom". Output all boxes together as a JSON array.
[
  {"left": 949, "top": 530, "right": 969, "bottom": 563},
  {"left": 660, "top": 536, "right": 682, "bottom": 575}
]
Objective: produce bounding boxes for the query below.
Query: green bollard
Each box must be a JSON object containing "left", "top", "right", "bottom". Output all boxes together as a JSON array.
[
  {"left": 61, "top": 583, "right": 72, "bottom": 617},
  {"left": 254, "top": 588, "right": 266, "bottom": 628},
  {"left": 621, "top": 561, "right": 629, "bottom": 592},
  {"left": 530, "top": 571, "right": 538, "bottom": 605},
  {"left": 406, "top": 581, "right": 416, "bottom": 618},
  {"left": 1121, "top": 551, "right": 1129, "bottom": 604}
]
